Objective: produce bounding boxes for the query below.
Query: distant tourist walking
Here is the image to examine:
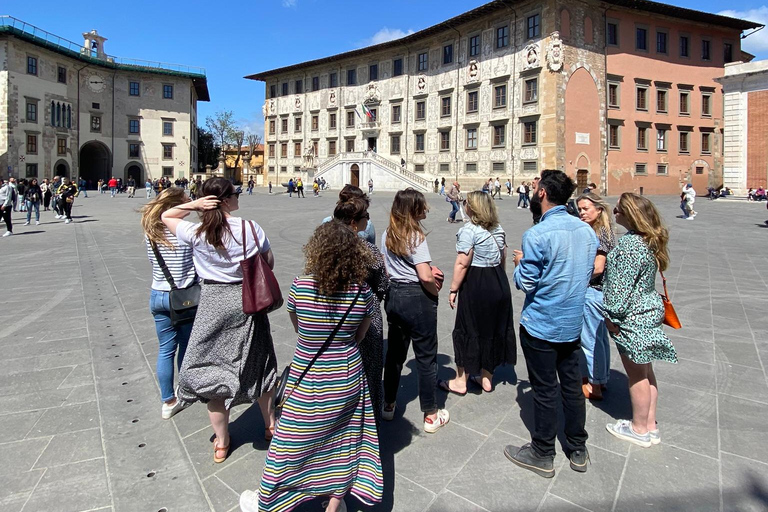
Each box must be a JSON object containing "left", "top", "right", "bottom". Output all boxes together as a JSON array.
[
  {"left": 681, "top": 183, "right": 696, "bottom": 219},
  {"left": 368, "top": 178, "right": 374, "bottom": 194},
  {"left": 58, "top": 178, "right": 78, "bottom": 224},
  {"left": 241, "top": 221, "right": 383, "bottom": 512},
  {"left": 146, "top": 179, "right": 153, "bottom": 199},
  {"left": 381, "top": 189, "right": 449, "bottom": 433},
  {"left": 108, "top": 176, "right": 118, "bottom": 197},
  {"left": 446, "top": 181, "right": 461, "bottom": 223},
  {"left": 0, "top": 178, "right": 14, "bottom": 237},
  {"left": 576, "top": 192, "right": 617, "bottom": 401},
  {"left": 505, "top": 170, "right": 597, "bottom": 478},
  {"left": 42, "top": 178, "right": 52, "bottom": 210},
  {"left": 604, "top": 193, "right": 677, "bottom": 448},
  {"left": 126, "top": 176, "right": 136, "bottom": 198},
  {"left": 442, "top": 191, "right": 516, "bottom": 394},
  {"left": 141, "top": 188, "right": 197, "bottom": 420},
  {"left": 161, "top": 177, "right": 278, "bottom": 464},
  {"left": 78, "top": 177, "right": 88, "bottom": 198},
  {"left": 24, "top": 178, "right": 42, "bottom": 226}
]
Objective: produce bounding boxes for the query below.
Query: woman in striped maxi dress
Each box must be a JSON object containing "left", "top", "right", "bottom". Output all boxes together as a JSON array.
[{"left": 240, "top": 220, "right": 384, "bottom": 512}]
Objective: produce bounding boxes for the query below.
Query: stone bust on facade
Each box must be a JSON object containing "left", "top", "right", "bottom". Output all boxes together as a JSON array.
[
  {"left": 524, "top": 42, "right": 540, "bottom": 69},
  {"left": 294, "top": 95, "right": 302, "bottom": 110},
  {"left": 416, "top": 74, "right": 427, "bottom": 93},
  {"left": 467, "top": 60, "right": 479, "bottom": 83},
  {"left": 329, "top": 90, "right": 337, "bottom": 107}
]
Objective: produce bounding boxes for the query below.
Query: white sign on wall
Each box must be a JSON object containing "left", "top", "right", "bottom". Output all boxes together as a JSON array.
[{"left": 575, "top": 132, "right": 590, "bottom": 145}]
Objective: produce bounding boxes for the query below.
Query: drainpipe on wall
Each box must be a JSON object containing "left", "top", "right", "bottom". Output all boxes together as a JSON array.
[
  {"left": 602, "top": 6, "right": 610, "bottom": 196},
  {"left": 403, "top": 45, "right": 411, "bottom": 172},
  {"left": 448, "top": 23, "right": 462, "bottom": 183},
  {"left": 75, "top": 63, "right": 90, "bottom": 179},
  {"left": 503, "top": 3, "right": 517, "bottom": 185},
  {"left": 111, "top": 68, "right": 117, "bottom": 182}
]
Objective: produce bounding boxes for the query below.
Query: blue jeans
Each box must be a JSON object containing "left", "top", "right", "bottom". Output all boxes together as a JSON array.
[
  {"left": 448, "top": 200, "right": 459, "bottom": 221},
  {"left": 580, "top": 286, "right": 610, "bottom": 385},
  {"left": 25, "top": 201, "right": 40, "bottom": 222},
  {"left": 110, "top": 187, "right": 116, "bottom": 197},
  {"left": 149, "top": 289, "right": 192, "bottom": 402}
]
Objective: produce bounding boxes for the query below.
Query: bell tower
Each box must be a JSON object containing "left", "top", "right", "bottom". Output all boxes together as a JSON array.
[{"left": 82, "top": 29, "right": 107, "bottom": 59}]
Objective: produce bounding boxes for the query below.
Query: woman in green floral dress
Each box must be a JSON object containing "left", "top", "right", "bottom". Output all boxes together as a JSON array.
[{"left": 603, "top": 193, "right": 677, "bottom": 448}]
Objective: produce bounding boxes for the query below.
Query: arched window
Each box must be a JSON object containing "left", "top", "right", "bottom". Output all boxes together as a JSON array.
[
  {"left": 51, "top": 101, "right": 55, "bottom": 126},
  {"left": 584, "top": 16, "right": 594, "bottom": 44},
  {"left": 66, "top": 105, "right": 71, "bottom": 128},
  {"left": 56, "top": 103, "right": 61, "bottom": 127},
  {"left": 560, "top": 9, "right": 571, "bottom": 39}
]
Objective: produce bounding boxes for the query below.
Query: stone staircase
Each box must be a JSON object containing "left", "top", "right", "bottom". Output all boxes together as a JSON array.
[{"left": 314, "top": 152, "right": 430, "bottom": 192}]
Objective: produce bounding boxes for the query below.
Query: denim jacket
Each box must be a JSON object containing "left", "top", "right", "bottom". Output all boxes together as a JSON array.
[{"left": 513, "top": 205, "right": 598, "bottom": 343}]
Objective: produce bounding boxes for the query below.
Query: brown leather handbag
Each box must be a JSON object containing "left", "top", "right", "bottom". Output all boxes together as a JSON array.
[
  {"left": 240, "top": 220, "right": 283, "bottom": 315},
  {"left": 660, "top": 271, "right": 681, "bottom": 329}
]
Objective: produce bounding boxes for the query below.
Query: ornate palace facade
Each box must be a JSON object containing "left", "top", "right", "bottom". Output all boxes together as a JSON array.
[{"left": 249, "top": 0, "right": 760, "bottom": 194}]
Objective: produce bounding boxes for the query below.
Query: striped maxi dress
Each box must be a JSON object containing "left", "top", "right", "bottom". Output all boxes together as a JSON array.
[{"left": 258, "top": 276, "right": 384, "bottom": 511}]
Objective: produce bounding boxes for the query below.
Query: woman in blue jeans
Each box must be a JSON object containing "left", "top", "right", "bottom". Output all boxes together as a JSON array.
[
  {"left": 141, "top": 188, "right": 197, "bottom": 419},
  {"left": 381, "top": 189, "right": 449, "bottom": 433},
  {"left": 576, "top": 193, "right": 616, "bottom": 400}
]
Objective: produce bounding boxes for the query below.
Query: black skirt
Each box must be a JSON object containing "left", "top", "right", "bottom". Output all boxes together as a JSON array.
[{"left": 452, "top": 265, "right": 517, "bottom": 374}]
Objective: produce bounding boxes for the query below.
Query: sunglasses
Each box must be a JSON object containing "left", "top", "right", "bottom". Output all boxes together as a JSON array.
[
  {"left": 226, "top": 191, "right": 241, "bottom": 198},
  {"left": 613, "top": 207, "right": 622, "bottom": 215}
]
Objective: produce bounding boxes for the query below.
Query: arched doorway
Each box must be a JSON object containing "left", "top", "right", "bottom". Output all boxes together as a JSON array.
[
  {"left": 124, "top": 162, "right": 144, "bottom": 185},
  {"left": 350, "top": 164, "right": 360, "bottom": 187},
  {"left": 565, "top": 68, "right": 600, "bottom": 188},
  {"left": 79, "top": 141, "right": 111, "bottom": 189},
  {"left": 52, "top": 159, "right": 69, "bottom": 179}
]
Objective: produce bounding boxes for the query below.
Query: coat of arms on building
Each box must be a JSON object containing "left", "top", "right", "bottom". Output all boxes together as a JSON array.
[
  {"left": 546, "top": 31, "right": 563, "bottom": 72},
  {"left": 294, "top": 95, "right": 302, "bottom": 111},
  {"left": 364, "top": 81, "right": 381, "bottom": 104},
  {"left": 467, "top": 60, "right": 479, "bottom": 83},
  {"left": 416, "top": 74, "right": 427, "bottom": 93},
  {"left": 524, "top": 42, "right": 540, "bottom": 70}
]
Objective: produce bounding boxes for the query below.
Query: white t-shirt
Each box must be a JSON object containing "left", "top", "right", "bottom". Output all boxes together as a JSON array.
[
  {"left": 381, "top": 230, "right": 431, "bottom": 283},
  {"left": 175, "top": 216, "right": 271, "bottom": 283}
]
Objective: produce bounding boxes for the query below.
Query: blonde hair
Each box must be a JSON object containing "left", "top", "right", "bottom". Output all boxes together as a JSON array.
[
  {"left": 140, "top": 188, "right": 189, "bottom": 247},
  {"left": 576, "top": 192, "right": 613, "bottom": 237},
  {"left": 617, "top": 193, "right": 670, "bottom": 272},
  {"left": 385, "top": 188, "right": 429, "bottom": 257},
  {"left": 465, "top": 191, "right": 499, "bottom": 230}
]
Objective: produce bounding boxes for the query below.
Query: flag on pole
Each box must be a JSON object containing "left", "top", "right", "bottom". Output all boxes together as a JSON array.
[
  {"left": 361, "top": 104, "right": 373, "bottom": 119},
  {"left": 354, "top": 108, "right": 363, "bottom": 120}
]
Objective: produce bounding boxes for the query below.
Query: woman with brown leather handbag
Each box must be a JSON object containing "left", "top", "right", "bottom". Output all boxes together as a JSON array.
[
  {"left": 603, "top": 193, "right": 678, "bottom": 449},
  {"left": 162, "top": 177, "right": 278, "bottom": 464}
]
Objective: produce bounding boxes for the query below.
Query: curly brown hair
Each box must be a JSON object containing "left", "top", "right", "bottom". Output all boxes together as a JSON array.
[{"left": 304, "top": 220, "right": 373, "bottom": 295}]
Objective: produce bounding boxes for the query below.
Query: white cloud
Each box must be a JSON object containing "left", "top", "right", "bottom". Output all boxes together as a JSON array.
[
  {"left": 282, "top": 0, "right": 297, "bottom": 8},
  {"left": 718, "top": 6, "right": 768, "bottom": 54},
  {"left": 364, "top": 27, "right": 415, "bottom": 46}
]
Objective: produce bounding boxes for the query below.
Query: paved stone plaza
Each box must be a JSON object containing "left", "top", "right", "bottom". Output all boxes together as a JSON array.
[{"left": 1, "top": 189, "right": 767, "bottom": 512}]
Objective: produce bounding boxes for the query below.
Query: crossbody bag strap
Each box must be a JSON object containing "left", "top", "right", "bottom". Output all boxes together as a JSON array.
[
  {"left": 280, "top": 288, "right": 363, "bottom": 407},
  {"left": 659, "top": 270, "right": 669, "bottom": 299},
  {"left": 241, "top": 220, "right": 263, "bottom": 260},
  {"left": 150, "top": 240, "right": 178, "bottom": 290}
]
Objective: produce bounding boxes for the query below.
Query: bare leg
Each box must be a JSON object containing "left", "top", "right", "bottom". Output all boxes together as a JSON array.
[
  {"left": 480, "top": 369, "right": 493, "bottom": 392},
  {"left": 445, "top": 366, "right": 468, "bottom": 393},
  {"left": 620, "top": 354, "right": 651, "bottom": 435},
  {"left": 207, "top": 399, "right": 231, "bottom": 451},
  {"left": 257, "top": 389, "right": 275, "bottom": 432},
  {"left": 325, "top": 497, "right": 344, "bottom": 512},
  {"left": 647, "top": 364, "right": 658, "bottom": 431}
]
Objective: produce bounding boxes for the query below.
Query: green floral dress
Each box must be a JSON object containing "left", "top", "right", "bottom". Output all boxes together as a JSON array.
[{"left": 603, "top": 233, "right": 677, "bottom": 364}]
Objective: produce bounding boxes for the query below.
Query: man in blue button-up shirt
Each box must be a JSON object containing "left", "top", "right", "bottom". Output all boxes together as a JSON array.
[{"left": 504, "top": 170, "right": 598, "bottom": 478}]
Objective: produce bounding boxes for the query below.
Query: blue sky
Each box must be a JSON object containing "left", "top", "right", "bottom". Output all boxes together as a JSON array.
[{"left": 6, "top": 0, "right": 768, "bottom": 138}]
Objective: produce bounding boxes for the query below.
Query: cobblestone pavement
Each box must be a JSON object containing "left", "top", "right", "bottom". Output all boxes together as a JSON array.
[{"left": 1, "top": 189, "right": 767, "bottom": 512}]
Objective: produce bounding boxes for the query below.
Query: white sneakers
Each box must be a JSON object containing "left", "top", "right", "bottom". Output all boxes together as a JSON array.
[
  {"left": 424, "top": 409, "right": 450, "bottom": 433},
  {"left": 65, "top": 219, "right": 72, "bottom": 224},
  {"left": 2, "top": 231, "right": 12, "bottom": 237},
  {"left": 23, "top": 221, "right": 29, "bottom": 226},
  {"left": 239, "top": 490, "right": 260, "bottom": 512},
  {"left": 35, "top": 221, "right": 40, "bottom": 225},
  {"left": 161, "top": 399, "right": 189, "bottom": 420}
]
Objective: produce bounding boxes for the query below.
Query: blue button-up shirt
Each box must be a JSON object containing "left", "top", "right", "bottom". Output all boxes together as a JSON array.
[{"left": 513, "top": 206, "right": 598, "bottom": 343}]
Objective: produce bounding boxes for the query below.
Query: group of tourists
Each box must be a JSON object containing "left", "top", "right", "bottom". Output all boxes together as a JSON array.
[
  {"left": 0, "top": 175, "right": 81, "bottom": 236},
  {"left": 140, "top": 169, "right": 676, "bottom": 511}
]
